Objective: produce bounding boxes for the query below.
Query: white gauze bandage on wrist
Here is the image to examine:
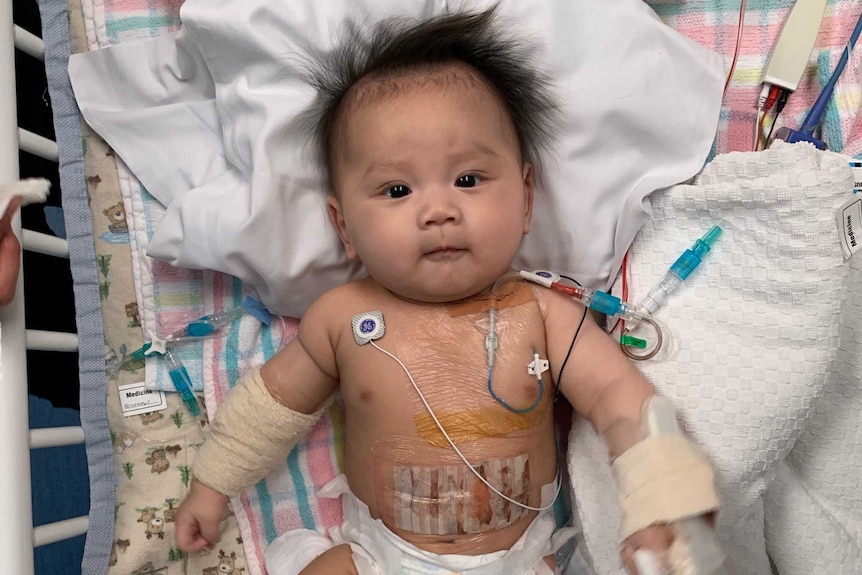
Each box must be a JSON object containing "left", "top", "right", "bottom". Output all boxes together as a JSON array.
[
  {"left": 612, "top": 434, "right": 720, "bottom": 540},
  {"left": 193, "top": 367, "right": 330, "bottom": 496}
]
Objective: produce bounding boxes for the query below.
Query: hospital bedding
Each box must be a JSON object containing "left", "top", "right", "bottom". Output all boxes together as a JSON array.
[
  {"left": 43, "top": 1, "right": 862, "bottom": 575},
  {"left": 572, "top": 141, "right": 862, "bottom": 574},
  {"left": 38, "top": 0, "right": 113, "bottom": 572},
  {"left": 78, "top": 4, "right": 248, "bottom": 575},
  {"left": 42, "top": 0, "right": 246, "bottom": 574},
  {"left": 655, "top": 1, "right": 862, "bottom": 159}
]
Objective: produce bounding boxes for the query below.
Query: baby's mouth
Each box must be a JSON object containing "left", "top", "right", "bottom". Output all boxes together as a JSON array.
[{"left": 424, "top": 246, "right": 466, "bottom": 260}]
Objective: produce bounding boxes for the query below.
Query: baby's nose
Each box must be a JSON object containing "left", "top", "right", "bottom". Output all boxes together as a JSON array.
[{"left": 419, "top": 195, "right": 462, "bottom": 227}]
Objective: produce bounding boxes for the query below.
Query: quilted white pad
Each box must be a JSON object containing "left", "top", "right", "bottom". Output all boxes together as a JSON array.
[
  {"left": 567, "top": 142, "right": 854, "bottom": 574},
  {"left": 763, "top": 255, "right": 862, "bottom": 574}
]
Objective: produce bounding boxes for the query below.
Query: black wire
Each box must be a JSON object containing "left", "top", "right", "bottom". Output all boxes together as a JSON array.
[
  {"left": 560, "top": 274, "right": 582, "bottom": 286},
  {"left": 765, "top": 89, "right": 790, "bottom": 145},
  {"left": 775, "top": 88, "right": 790, "bottom": 115},
  {"left": 553, "top": 274, "right": 586, "bottom": 400},
  {"left": 554, "top": 305, "right": 588, "bottom": 400}
]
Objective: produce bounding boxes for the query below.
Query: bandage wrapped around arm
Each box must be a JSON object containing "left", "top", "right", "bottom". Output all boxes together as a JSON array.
[
  {"left": 612, "top": 434, "right": 719, "bottom": 540},
  {"left": 193, "top": 367, "right": 331, "bottom": 496},
  {"left": 611, "top": 396, "right": 725, "bottom": 574}
]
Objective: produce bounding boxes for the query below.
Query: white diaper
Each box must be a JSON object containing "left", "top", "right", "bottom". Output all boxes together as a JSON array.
[{"left": 265, "top": 474, "right": 573, "bottom": 575}]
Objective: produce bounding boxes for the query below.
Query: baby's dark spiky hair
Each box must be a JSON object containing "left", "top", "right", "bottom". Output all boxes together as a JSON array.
[{"left": 302, "top": 6, "right": 560, "bottom": 186}]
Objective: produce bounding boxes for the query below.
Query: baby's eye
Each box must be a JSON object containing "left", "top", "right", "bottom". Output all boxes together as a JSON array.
[
  {"left": 385, "top": 184, "right": 411, "bottom": 198},
  {"left": 455, "top": 175, "right": 482, "bottom": 188}
]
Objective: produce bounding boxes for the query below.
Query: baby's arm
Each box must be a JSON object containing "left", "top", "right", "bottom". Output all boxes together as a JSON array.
[
  {"left": 540, "top": 290, "right": 668, "bottom": 563},
  {"left": 541, "top": 290, "right": 653, "bottom": 457},
  {"left": 538, "top": 287, "right": 719, "bottom": 573},
  {"left": 175, "top": 296, "right": 340, "bottom": 552}
]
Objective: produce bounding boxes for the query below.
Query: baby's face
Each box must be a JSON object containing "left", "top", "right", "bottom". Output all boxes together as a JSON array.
[{"left": 328, "top": 66, "right": 534, "bottom": 303}]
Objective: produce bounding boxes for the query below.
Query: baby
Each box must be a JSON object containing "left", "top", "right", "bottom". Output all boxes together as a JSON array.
[{"left": 176, "top": 9, "right": 719, "bottom": 575}]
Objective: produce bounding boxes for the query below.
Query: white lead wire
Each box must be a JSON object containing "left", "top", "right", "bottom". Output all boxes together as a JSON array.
[{"left": 370, "top": 341, "right": 561, "bottom": 512}]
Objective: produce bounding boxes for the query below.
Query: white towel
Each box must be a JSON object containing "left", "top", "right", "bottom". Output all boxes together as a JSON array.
[
  {"left": 568, "top": 142, "right": 854, "bottom": 574},
  {"left": 763, "top": 254, "right": 862, "bottom": 574}
]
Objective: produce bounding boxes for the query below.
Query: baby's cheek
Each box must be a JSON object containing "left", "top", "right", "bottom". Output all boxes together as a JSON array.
[{"left": 354, "top": 224, "right": 407, "bottom": 265}]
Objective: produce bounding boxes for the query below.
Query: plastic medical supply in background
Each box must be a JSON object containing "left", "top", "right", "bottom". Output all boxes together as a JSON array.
[
  {"left": 639, "top": 226, "right": 722, "bottom": 316},
  {"left": 761, "top": 0, "right": 827, "bottom": 91}
]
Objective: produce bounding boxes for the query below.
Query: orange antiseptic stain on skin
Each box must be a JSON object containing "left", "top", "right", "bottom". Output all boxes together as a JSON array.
[
  {"left": 448, "top": 281, "right": 534, "bottom": 317},
  {"left": 414, "top": 405, "right": 545, "bottom": 448}
]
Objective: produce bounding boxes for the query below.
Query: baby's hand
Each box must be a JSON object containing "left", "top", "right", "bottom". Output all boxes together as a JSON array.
[
  {"left": 0, "top": 196, "right": 21, "bottom": 306},
  {"left": 175, "top": 479, "right": 230, "bottom": 553},
  {"left": 621, "top": 523, "right": 675, "bottom": 575}
]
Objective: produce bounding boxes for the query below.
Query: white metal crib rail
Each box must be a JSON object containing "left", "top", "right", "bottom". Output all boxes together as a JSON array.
[{"left": 1, "top": 3, "right": 88, "bottom": 573}]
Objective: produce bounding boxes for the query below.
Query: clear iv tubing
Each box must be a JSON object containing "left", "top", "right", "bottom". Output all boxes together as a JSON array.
[
  {"left": 370, "top": 340, "right": 562, "bottom": 513},
  {"left": 511, "top": 271, "right": 666, "bottom": 360},
  {"left": 487, "top": 272, "right": 547, "bottom": 412}
]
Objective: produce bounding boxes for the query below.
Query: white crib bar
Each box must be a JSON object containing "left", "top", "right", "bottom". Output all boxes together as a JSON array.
[
  {"left": 33, "top": 516, "right": 89, "bottom": 548},
  {"left": 25, "top": 329, "right": 79, "bottom": 352},
  {"left": 30, "top": 426, "right": 85, "bottom": 449},
  {"left": 13, "top": 25, "right": 44, "bottom": 61},
  {"left": 0, "top": 2, "right": 37, "bottom": 574},
  {"left": 22, "top": 229, "right": 70, "bottom": 258},
  {"left": 18, "top": 128, "right": 59, "bottom": 162}
]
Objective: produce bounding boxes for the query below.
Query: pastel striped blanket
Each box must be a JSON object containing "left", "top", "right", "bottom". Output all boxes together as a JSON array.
[
  {"left": 652, "top": 0, "right": 862, "bottom": 158},
  {"left": 89, "top": 0, "right": 862, "bottom": 574}
]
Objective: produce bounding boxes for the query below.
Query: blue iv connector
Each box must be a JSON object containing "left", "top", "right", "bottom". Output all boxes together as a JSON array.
[
  {"left": 164, "top": 348, "right": 201, "bottom": 417},
  {"left": 588, "top": 290, "right": 625, "bottom": 317},
  {"left": 640, "top": 226, "right": 722, "bottom": 315}
]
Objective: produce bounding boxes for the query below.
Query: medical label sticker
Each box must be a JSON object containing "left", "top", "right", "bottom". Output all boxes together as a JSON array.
[
  {"left": 851, "top": 160, "right": 862, "bottom": 193},
  {"left": 118, "top": 382, "right": 167, "bottom": 417},
  {"left": 837, "top": 197, "right": 862, "bottom": 260}
]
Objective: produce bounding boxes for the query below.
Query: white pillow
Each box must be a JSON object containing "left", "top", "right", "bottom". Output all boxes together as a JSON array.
[
  {"left": 568, "top": 141, "right": 853, "bottom": 574},
  {"left": 69, "top": 0, "right": 723, "bottom": 317}
]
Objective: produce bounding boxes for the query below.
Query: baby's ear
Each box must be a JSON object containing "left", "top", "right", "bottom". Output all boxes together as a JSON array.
[
  {"left": 326, "top": 196, "right": 358, "bottom": 259},
  {"left": 522, "top": 163, "right": 535, "bottom": 235}
]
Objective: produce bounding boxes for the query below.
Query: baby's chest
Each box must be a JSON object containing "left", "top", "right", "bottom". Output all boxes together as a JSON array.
[{"left": 340, "top": 302, "right": 550, "bottom": 417}]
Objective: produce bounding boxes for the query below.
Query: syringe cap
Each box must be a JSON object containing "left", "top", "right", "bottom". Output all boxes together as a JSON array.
[{"left": 701, "top": 225, "right": 722, "bottom": 248}]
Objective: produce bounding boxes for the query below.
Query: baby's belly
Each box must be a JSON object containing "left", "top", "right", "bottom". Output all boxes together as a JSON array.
[{"left": 344, "top": 414, "right": 557, "bottom": 556}]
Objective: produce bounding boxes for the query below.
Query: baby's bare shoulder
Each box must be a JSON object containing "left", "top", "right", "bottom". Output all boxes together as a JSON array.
[
  {"left": 302, "top": 278, "right": 391, "bottom": 341},
  {"left": 293, "top": 279, "right": 385, "bottom": 377},
  {"left": 309, "top": 278, "right": 385, "bottom": 318}
]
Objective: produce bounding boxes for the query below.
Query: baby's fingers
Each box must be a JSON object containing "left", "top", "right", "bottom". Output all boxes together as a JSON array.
[
  {"left": 0, "top": 230, "right": 20, "bottom": 306},
  {"left": 175, "top": 513, "right": 211, "bottom": 553},
  {"left": 622, "top": 546, "right": 671, "bottom": 575},
  {"left": 621, "top": 524, "right": 675, "bottom": 575},
  {"left": 0, "top": 196, "right": 22, "bottom": 305},
  {"left": 0, "top": 197, "right": 21, "bottom": 230},
  {"left": 198, "top": 516, "right": 222, "bottom": 548}
]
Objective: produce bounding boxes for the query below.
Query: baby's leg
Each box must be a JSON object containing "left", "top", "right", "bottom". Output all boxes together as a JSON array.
[{"left": 298, "top": 544, "right": 359, "bottom": 575}]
